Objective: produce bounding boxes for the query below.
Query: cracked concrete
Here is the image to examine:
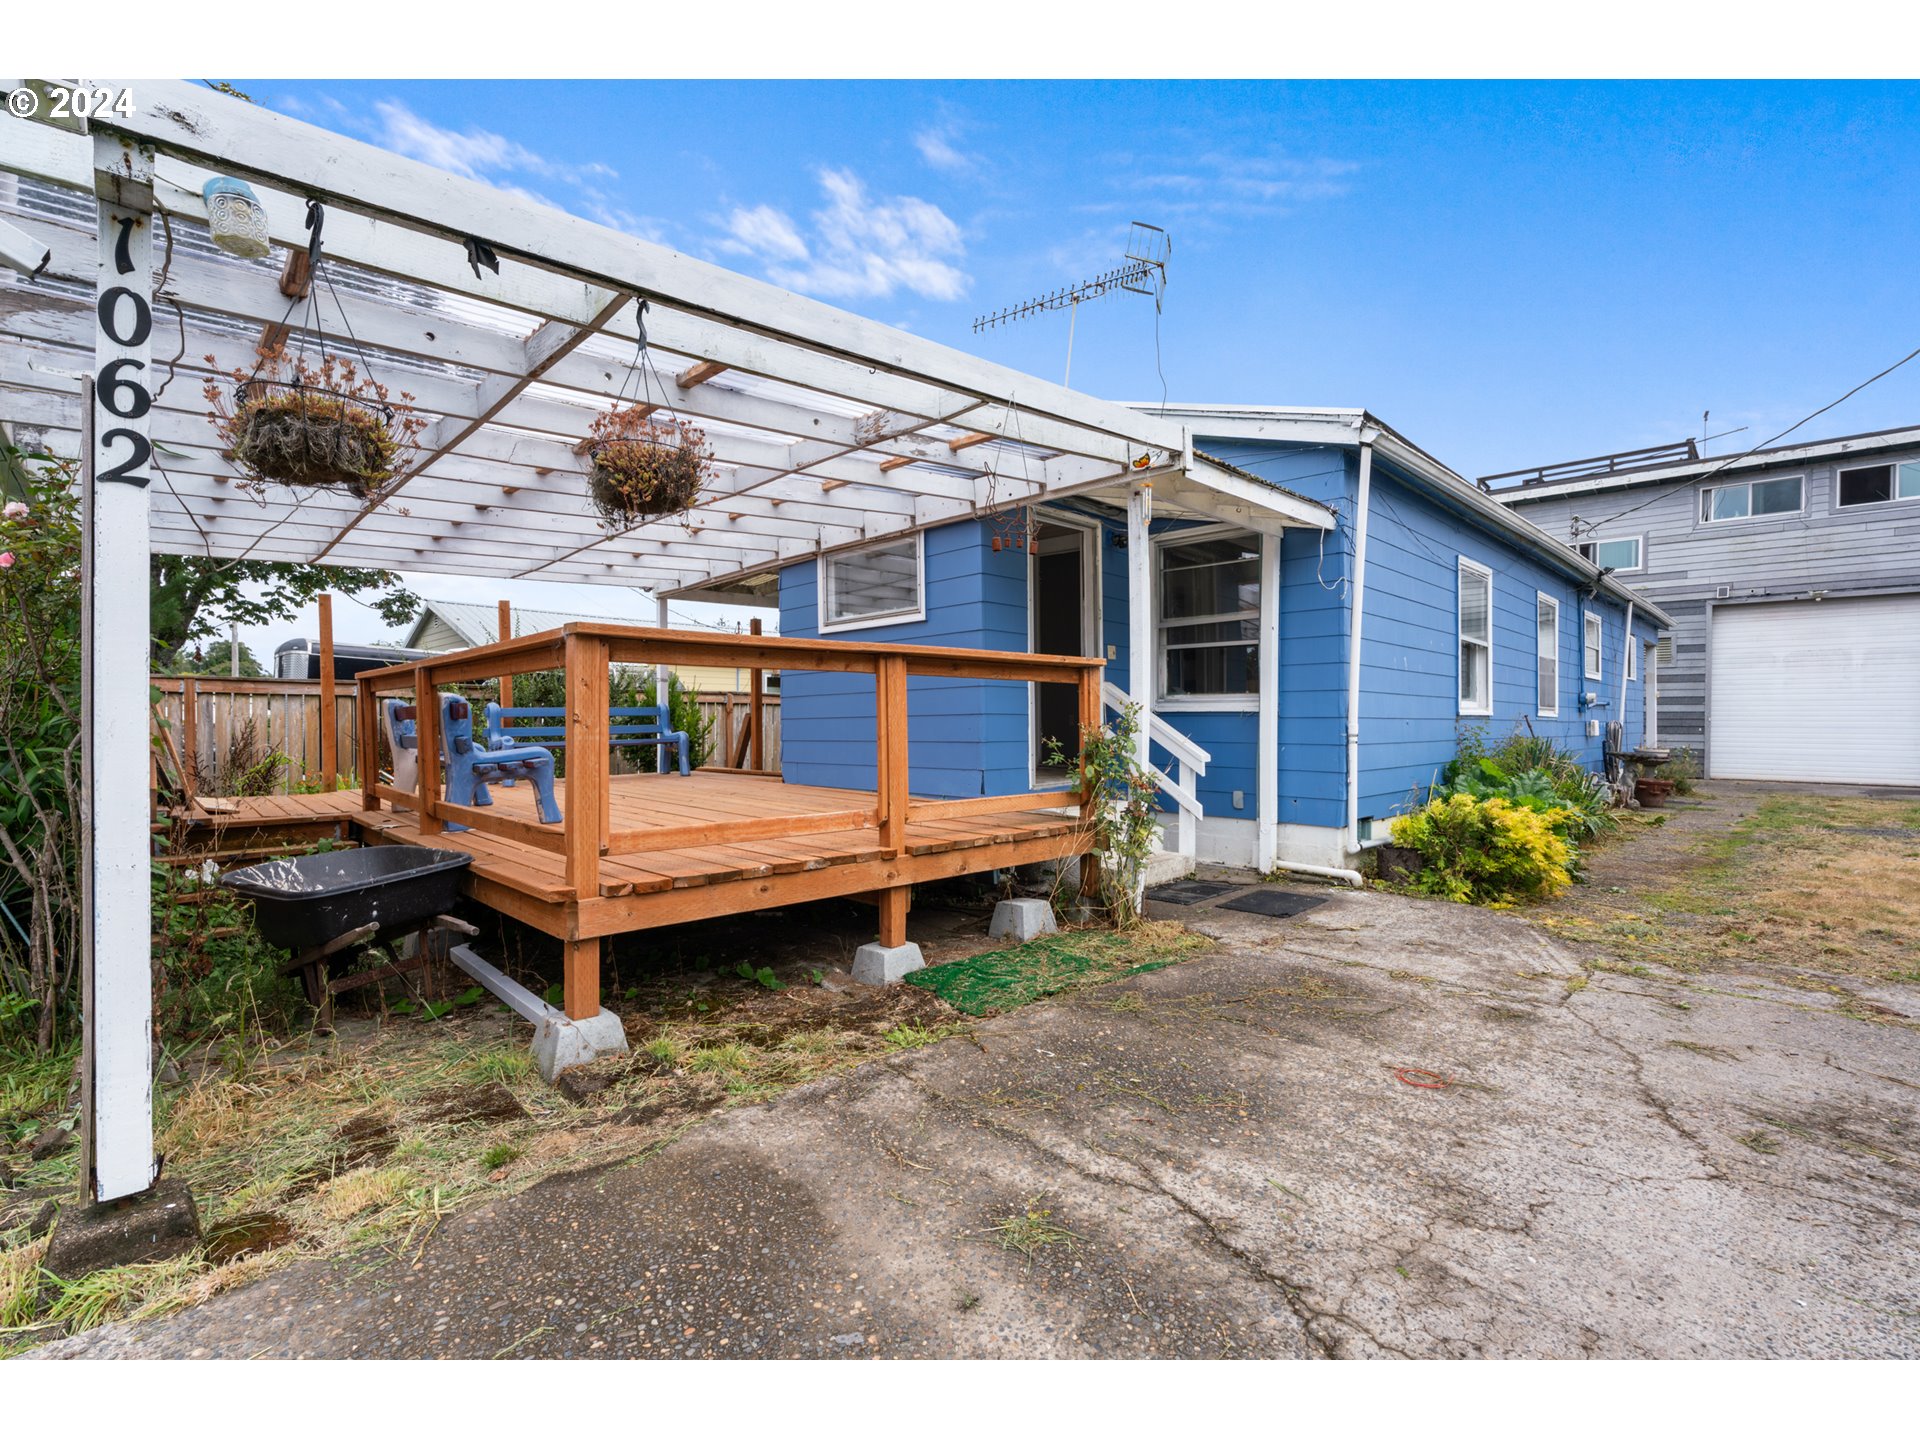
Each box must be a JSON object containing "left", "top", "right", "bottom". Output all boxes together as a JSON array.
[{"left": 31, "top": 870, "right": 1920, "bottom": 1358}]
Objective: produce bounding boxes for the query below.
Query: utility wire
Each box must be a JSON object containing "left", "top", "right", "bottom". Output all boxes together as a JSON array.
[{"left": 1570, "top": 343, "right": 1920, "bottom": 536}]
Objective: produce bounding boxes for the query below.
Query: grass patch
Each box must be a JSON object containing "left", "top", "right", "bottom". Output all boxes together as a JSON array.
[
  {"left": 905, "top": 921, "right": 1209, "bottom": 1016},
  {"left": 1543, "top": 792, "right": 1920, "bottom": 991}
]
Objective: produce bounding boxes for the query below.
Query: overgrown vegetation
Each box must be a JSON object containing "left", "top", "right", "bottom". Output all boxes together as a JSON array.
[{"left": 0, "top": 457, "right": 82, "bottom": 1052}]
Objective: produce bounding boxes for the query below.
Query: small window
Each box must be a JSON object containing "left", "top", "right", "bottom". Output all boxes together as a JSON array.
[
  {"left": 1536, "top": 594, "right": 1560, "bottom": 717},
  {"left": 1583, "top": 612, "right": 1604, "bottom": 680},
  {"left": 1701, "top": 475, "right": 1802, "bottom": 522},
  {"left": 819, "top": 534, "right": 924, "bottom": 632},
  {"left": 1627, "top": 641, "right": 1638, "bottom": 682},
  {"left": 1158, "top": 531, "right": 1261, "bottom": 699},
  {"left": 1837, "top": 461, "right": 1920, "bottom": 508},
  {"left": 1576, "top": 536, "right": 1643, "bottom": 572},
  {"left": 1459, "top": 559, "right": 1493, "bottom": 716}
]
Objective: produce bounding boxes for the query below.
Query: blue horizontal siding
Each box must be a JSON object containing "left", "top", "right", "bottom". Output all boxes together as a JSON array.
[{"left": 776, "top": 436, "right": 1659, "bottom": 842}]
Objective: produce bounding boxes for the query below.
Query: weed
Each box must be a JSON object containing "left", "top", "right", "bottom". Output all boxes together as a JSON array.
[
  {"left": 879, "top": 1022, "right": 966, "bottom": 1051},
  {"left": 733, "top": 962, "right": 784, "bottom": 991},
  {"left": 1738, "top": 1130, "right": 1782, "bottom": 1155},
  {"left": 1, "top": 1236, "right": 48, "bottom": 1327},
  {"left": 317, "top": 1165, "right": 412, "bottom": 1222},
  {"left": 481, "top": 1143, "right": 523, "bottom": 1171},
  {"left": 686, "top": 1043, "right": 751, "bottom": 1075},
  {"left": 643, "top": 1034, "right": 687, "bottom": 1067},
  {"left": 987, "top": 1197, "right": 1082, "bottom": 1258},
  {"left": 42, "top": 1255, "right": 208, "bottom": 1333}
]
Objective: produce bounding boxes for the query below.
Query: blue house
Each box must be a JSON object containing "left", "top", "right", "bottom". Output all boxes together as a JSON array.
[{"left": 765, "top": 406, "right": 1672, "bottom": 879}]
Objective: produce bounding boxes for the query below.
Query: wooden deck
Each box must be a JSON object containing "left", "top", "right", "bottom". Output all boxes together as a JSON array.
[
  {"left": 179, "top": 771, "right": 1087, "bottom": 977},
  {"left": 179, "top": 620, "right": 1105, "bottom": 1022}
]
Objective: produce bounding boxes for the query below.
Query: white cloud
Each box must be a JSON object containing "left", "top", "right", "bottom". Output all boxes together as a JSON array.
[
  {"left": 717, "top": 168, "right": 969, "bottom": 303},
  {"left": 719, "top": 204, "right": 810, "bottom": 263},
  {"left": 313, "top": 98, "right": 663, "bottom": 240},
  {"left": 913, "top": 122, "right": 974, "bottom": 173}
]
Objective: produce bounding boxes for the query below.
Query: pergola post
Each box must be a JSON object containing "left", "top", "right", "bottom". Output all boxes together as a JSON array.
[
  {"left": 317, "top": 592, "right": 336, "bottom": 790},
  {"left": 497, "top": 599, "right": 514, "bottom": 707},
  {"left": 81, "top": 133, "right": 158, "bottom": 1204},
  {"left": 652, "top": 592, "right": 669, "bottom": 735}
]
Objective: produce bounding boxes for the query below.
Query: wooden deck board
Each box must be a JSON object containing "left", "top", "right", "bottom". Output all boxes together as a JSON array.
[{"left": 177, "top": 772, "right": 1088, "bottom": 942}]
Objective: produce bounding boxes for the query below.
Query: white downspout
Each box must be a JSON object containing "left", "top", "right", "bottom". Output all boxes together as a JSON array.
[
  {"left": 1615, "top": 600, "right": 1635, "bottom": 726},
  {"left": 1343, "top": 431, "right": 1377, "bottom": 863}
]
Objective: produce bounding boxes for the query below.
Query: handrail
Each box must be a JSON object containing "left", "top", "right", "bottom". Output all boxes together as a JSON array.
[
  {"left": 355, "top": 628, "right": 1104, "bottom": 881},
  {"left": 1101, "top": 681, "right": 1211, "bottom": 775}
]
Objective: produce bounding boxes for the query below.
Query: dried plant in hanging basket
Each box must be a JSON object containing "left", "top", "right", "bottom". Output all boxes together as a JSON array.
[
  {"left": 585, "top": 406, "right": 713, "bottom": 524},
  {"left": 204, "top": 346, "right": 425, "bottom": 498}
]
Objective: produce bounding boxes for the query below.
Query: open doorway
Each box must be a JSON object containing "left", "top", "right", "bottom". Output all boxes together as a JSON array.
[{"left": 1028, "top": 514, "right": 1100, "bottom": 786}]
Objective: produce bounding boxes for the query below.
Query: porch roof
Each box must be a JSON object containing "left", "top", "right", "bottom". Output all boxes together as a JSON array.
[{"left": 0, "top": 81, "right": 1332, "bottom": 603}]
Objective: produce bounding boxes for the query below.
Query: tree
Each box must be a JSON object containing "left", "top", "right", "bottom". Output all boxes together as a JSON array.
[
  {"left": 149, "top": 555, "right": 419, "bottom": 671},
  {"left": 172, "top": 638, "right": 265, "bottom": 678}
]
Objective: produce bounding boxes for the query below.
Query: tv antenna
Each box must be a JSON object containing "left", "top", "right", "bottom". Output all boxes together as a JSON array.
[{"left": 973, "top": 221, "right": 1170, "bottom": 388}]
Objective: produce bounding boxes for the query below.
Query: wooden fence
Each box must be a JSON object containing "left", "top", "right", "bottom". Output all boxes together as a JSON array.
[{"left": 151, "top": 675, "right": 781, "bottom": 795}]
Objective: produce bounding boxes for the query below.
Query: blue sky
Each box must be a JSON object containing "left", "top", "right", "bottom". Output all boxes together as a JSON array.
[{"left": 230, "top": 79, "right": 1920, "bottom": 655}]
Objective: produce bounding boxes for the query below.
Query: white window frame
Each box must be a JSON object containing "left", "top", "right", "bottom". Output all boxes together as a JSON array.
[
  {"left": 1699, "top": 474, "right": 1805, "bottom": 524},
  {"left": 1154, "top": 523, "right": 1262, "bottom": 711},
  {"left": 1576, "top": 535, "right": 1644, "bottom": 573},
  {"left": 1458, "top": 558, "right": 1494, "bottom": 718},
  {"left": 1583, "top": 611, "right": 1604, "bottom": 681},
  {"left": 1834, "top": 459, "right": 1920, "bottom": 510},
  {"left": 816, "top": 532, "right": 926, "bottom": 635},
  {"left": 1627, "top": 638, "right": 1638, "bottom": 682},
  {"left": 1536, "top": 592, "right": 1561, "bottom": 718}
]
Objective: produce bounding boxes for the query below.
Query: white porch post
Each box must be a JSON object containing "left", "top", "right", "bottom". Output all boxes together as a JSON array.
[
  {"left": 653, "top": 592, "right": 671, "bottom": 709},
  {"left": 82, "top": 132, "right": 158, "bottom": 1203},
  {"left": 1256, "top": 531, "right": 1281, "bottom": 871},
  {"left": 1127, "top": 478, "right": 1154, "bottom": 783}
]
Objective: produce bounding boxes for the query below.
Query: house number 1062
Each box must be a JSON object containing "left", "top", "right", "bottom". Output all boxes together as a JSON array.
[{"left": 95, "top": 214, "right": 153, "bottom": 487}]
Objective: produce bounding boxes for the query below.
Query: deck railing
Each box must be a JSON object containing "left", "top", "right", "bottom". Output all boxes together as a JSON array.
[{"left": 355, "top": 623, "right": 1107, "bottom": 906}]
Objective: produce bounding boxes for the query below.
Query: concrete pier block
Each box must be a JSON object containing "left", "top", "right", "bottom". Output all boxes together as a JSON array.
[
  {"left": 989, "top": 898, "right": 1058, "bottom": 943},
  {"left": 43, "top": 1176, "right": 200, "bottom": 1280},
  {"left": 531, "top": 1008, "right": 630, "bottom": 1081},
  {"left": 852, "top": 941, "right": 926, "bottom": 986}
]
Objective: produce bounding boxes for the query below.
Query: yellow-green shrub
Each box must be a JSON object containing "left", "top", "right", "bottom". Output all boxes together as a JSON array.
[{"left": 1389, "top": 793, "right": 1573, "bottom": 905}]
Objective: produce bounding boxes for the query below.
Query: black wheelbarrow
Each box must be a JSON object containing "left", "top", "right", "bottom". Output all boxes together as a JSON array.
[{"left": 222, "top": 846, "right": 476, "bottom": 1029}]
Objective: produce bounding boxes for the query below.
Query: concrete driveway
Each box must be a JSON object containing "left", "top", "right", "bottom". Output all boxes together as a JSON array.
[{"left": 37, "top": 866, "right": 1919, "bottom": 1359}]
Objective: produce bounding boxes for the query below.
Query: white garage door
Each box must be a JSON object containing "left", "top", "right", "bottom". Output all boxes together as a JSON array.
[{"left": 1710, "top": 595, "right": 1920, "bottom": 785}]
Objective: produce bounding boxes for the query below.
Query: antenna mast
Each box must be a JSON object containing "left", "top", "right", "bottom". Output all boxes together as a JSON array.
[{"left": 973, "top": 221, "right": 1170, "bottom": 388}]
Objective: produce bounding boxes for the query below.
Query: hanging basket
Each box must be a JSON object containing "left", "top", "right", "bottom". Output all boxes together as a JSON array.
[
  {"left": 226, "top": 379, "right": 398, "bottom": 497},
  {"left": 584, "top": 411, "right": 712, "bottom": 524}
]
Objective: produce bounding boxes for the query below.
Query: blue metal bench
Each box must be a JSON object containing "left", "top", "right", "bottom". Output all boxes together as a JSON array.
[
  {"left": 483, "top": 703, "right": 691, "bottom": 777},
  {"left": 442, "top": 694, "right": 562, "bottom": 826}
]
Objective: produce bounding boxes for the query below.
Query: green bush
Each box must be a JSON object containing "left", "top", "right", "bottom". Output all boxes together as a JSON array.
[
  {"left": 1443, "top": 729, "right": 1616, "bottom": 843},
  {"left": 1390, "top": 793, "right": 1574, "bottom": 906}
]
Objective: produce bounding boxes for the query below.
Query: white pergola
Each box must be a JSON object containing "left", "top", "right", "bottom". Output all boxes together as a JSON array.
[{"left": 0, "top": 80, "right": 1334, "bottom": 1203}]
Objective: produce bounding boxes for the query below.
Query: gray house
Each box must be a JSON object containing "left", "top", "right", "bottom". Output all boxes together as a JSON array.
[{"left": 1488, "top": 426, "right": 1920, "bottom": 787}]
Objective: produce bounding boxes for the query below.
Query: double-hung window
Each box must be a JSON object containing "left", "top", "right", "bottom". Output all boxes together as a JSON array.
[
  {"left": 1700, "top": 475, "right": 1802, "bottom": 522},
  {"left": 818, "top": 533, "right": 924, "bottom": 633},
  {"left": 1836, "top": 461, "right": 1920, "bottom": 508},
  {"left": 1583, "top": 612, "right": 1604, "bottom": 681},
  {"left": 1536, "top": 594, "right": 1560, "bottom": 717},
  {"left": 1158, "top": 530, "right": 1260, "bottom": 701},
  {"left": 1458, "top": 559, "right": 1493, "bottom": 716}
]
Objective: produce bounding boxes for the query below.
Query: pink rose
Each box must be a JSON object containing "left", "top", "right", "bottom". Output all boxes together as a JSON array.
[
  {"left": 2, "top": 501, "right": 25, "bottom": 520},
  {"left": 0, "top": 553, "right": 14, "bottom": 569}
]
